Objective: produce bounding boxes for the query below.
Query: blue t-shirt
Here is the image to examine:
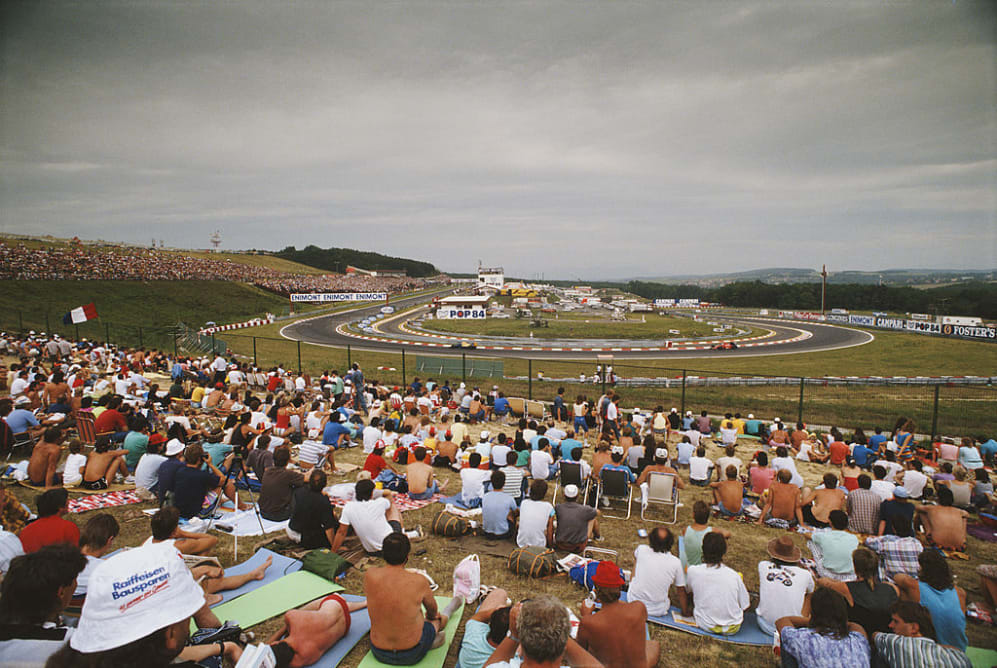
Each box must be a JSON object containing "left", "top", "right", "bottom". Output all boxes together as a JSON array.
[
  {"left": 868, "top": 434, "right": 887, "bottom": 450},
  {"left": 482, "top": 491, "right": 518, "bottom": 536},
  {"left": 851, "top": 445, "right": 875, "bottom": 467},
  {"left": 682, "top": 417, "right": 695, "bottom": 430},
  {"left": 980, "top": 439, "right": 997, "bottom": 456},
  {"left": 203, "top": 442, "right": 234, "bottom": 468},
  {"left": 322, "top": 422, "right": 351, "bottom": 447},
  {"left": 172, "top": 466, "right": 220, "bottom": 519},
  {"left": 676, "top": 441, "right": 694, "bottom": 465},
  {"left": 493, "top": 397, "right": 510, "bottom": 414},
  {"left": 122, "top": 431, "right": 150, "bottom": 470},
  {"left": 918, "top": 583, "right": 967, "bottom": 652},
  {"left": 559, "top": 438, "right": 583, "bottom": 460},
  {"left": 744, "top": 419, "right": 762, "bottom": 435},
  {"left": 4, "top": 409, "right": 39, "bottom": 434}
]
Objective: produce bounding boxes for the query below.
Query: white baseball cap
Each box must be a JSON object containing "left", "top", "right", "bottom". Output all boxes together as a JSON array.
[
  {"left": 655, "top": 448, "right": 669, "bottom": 459},
  {"left": 479, "top": 430, "right": 490, "bottom": 440},
  {"left": 71, "top": 542, "right": 205, "bottom": 653},
  {"left": 563, "top": 484, "right": 580, "bottom": 499},
  {"left": 165, "top": 438, "right": 185, "bottom": 456},
  {"left": 611, "top": 445, "right": 624, "bottom": 455},
  {"left": 747, "top": 414, "right": 754, "bottom": 419},
  {"left": 685, "top": 410, "right": 693, "bottom": 417}
]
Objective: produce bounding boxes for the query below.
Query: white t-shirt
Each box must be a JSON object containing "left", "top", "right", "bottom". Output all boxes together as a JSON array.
[
  {"left": 460, "top": 468, "right": 491, "bottom": 505},
  {"left": 683, "top": 430, "right": 702, "bottom": 448},
  {"left": 719, "top": 427, "right": 738, "bottom": 445},
  {"left": 606, "top": 402, "right": 618, "bottom": 421},
  {"left": 689, "top": 456, "right": 712, "bottom": 482},
  {"left": 755, "top": 561, "right": 814, "bottom": 627},
  {"left": 339, "top": 497, "right": 393, "bottom": 552},
  {"left": 62, "top": 453, "right": 88, "bottom": 486},
  {"left": 522, "top": 429, "right": 537, "bottom": 444},
  {"left": 517, "top": 499, "right": 554, "bottom": 548},
  {"left": 491, "top": 444, "right": 512, "bottom": 468},
  {"left": 73, "top": 555, "right": 103, "bottom": 596},
  {"left": 796, "top": 442, "right": 813, "bottom": 462},
  {"left": 715, "top": 456, "right": 743, "bottom": 478},
  {"left": 165, "top": 415, "right": 192, "bottom": 431},
  {"left": 135, "top": 453, "right": 167, "bottom": 491},
  {"left": 362, "top": 426, "right": 382, "bottom": 453},
  {"left": 530, "top": 450, "right": 554, "bottom": 480},
  {"left": 870, "top": 479, "right": 896, "bottom": 503},
  {"left": 771, "top": 457, "right": 804, "bottom": 487},
  {"left": 902, "top": 470, "right": 928, "bottom": 498},
  {"left": 685, "top": 564, "right": 750, "bottom": 631},
  {"left": 627, "top": 545, "right": 686, "bottom": 616}
]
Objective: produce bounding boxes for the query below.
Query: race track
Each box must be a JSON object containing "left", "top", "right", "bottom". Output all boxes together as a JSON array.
[{"left": 281, "top": 292, "right": 874, "bottom": 360}]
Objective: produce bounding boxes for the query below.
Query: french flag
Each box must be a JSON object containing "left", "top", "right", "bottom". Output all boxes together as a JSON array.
[{"left": 62, "top": 303, "right": 99, "bottom": 325}]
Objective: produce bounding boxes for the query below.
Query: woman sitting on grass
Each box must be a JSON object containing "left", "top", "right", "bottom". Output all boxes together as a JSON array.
[{"left": 777, "top": 586, "right": 871, "bottom": 668}]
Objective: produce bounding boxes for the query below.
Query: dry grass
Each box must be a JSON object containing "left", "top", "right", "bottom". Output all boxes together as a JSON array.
[{"left": 8, "top": 419, "right": 996, "bottom": 667}]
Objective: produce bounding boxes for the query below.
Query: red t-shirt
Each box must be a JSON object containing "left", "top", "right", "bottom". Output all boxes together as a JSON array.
[
  {"left": 749, "top": 466, "right": 776, "bottom": 494},
  {"left": 363, "top": 453, "right": 388, "bottom": 478},
  {"left": 94, "top": 408, "right": 127, "bottom": 434},
  {"left": 19, "top": 515, "right": 80, "bottom": 553},
  {"left": 828, "top": 441, "right": 849, "bottom": 465}
]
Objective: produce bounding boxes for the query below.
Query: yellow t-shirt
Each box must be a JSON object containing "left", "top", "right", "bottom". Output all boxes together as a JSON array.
[{"left": 191, "top": 386, "right": 206, "bottom": 403}]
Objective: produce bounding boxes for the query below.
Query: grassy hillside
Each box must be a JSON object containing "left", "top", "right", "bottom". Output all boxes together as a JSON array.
[
  {"left": 163, "top": 250, "right": 328, "bottom": 275},
  {"left": 276, "top": 244, "right": 438, "bottom": 277}
]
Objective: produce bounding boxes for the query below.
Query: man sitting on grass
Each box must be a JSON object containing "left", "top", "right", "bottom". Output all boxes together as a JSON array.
[
  {"left": 915, "top": 486, "right": 969, "bottom": 552},
  {"left": 577, "top": 561, "right": 660, "bottom": 668},
  {"left": 457, "top": 590, "right": 512, "bottom": 668},
  {"left": 554, "top": 484, "right": 601, "bottom": 552},
  {"left": 756, "top": 469, "right": 804, "bottom": 527},
  {"left": 482, "top": 470, "right": 518, "bottom": 541},
  {"left": 366, "top": 532, "right": 462, "bottom": 665},
  {"left": 801, "top": 473, "right": 847, "bottom": 528},
  {"left": 710, "top": 465, "right": 746, "bottom": 516}
]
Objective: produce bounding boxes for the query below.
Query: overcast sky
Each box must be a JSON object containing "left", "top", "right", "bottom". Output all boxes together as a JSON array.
[{"left": 1, "top": 1, "right": 994, "bottom": 279}]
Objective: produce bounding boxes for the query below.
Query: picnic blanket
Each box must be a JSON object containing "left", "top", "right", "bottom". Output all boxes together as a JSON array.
[
  {"left": 210, "top": 507, "right": 291, "bottom": 537},
  {"left": 18, "top": 479, "right": 136, "bottom": 495},
  {"left": 329, "top": 492, "right": 442, "bottom": 513},
  {"left": 67, "top": 489, "right": 143, "bottom": 513},
  {"left": 967, "top": 523, "right": 997, "bottom": 543},
  {"left": 437, "top": 494, "right": 478, "bottom": 510},
  {"left": 356, "top": 596, "right": 463, "bottom": 668},
  {"left": 616, "top": 591, "right": 771, "bottom": 646},
  {"left": 195, "top": 570, "right": 342, "bottom": 632},
  {"left": 214, "top": 548, "right": 303, "bottom": 605}
]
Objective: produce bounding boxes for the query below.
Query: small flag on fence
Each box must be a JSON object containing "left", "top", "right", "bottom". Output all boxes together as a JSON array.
[{"left": 62, "top": 303, "right": 99, "bottom": 325}]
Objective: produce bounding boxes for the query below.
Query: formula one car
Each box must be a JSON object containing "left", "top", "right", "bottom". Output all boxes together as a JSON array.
[
  {"left": 711, "top": 341, "right": 739, "bottom": 350},
  {"left": 450, "top": 339, "right": 477, "bottom": 349}
]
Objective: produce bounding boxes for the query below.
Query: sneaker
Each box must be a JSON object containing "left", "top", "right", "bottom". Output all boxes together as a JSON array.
[{"left": 124, "top": 475, "right": 135, "bottom": 484}]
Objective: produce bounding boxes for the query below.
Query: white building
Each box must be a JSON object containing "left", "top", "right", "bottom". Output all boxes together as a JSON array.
[{"left": 477, "top": 266, "right": 504, "bottom": 290}]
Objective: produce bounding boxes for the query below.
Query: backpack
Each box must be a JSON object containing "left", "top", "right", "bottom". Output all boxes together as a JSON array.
[
  {"left": 431, "top": 509, "right": 472, "bottom": 537},
  {"left": 300, "top": 549, "right": 351, "bottom": 581},
  {"left": 508, "top": 545, "right": 557, "bottom": 578}
]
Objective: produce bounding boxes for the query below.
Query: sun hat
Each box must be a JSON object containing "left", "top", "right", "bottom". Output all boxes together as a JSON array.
[
  {"left": 563, "top": 484, "right": 579, "bottom": 499},
  {"left": 479, "top": 431, "right": 490, "bottom": 440},
  {"left": 591, "top": 561, "right": 625, "bottom": 588},
  {"left": 747, "top": 414, "right": 754, "bottom": 419},
  {"left": 611, "top": 445, "right": 624, "bottom": 455},
  {"left": 685, "top": 410, "right": 693, "bottom": 416},
  {"left": 655, "top": 448, "right": 669, "bottom": 459},
  {"left": 165, "top": 438, "right": 185, "bottom": 456},
  {"left": 767, "top": 535, "right": 802, "bottom": 563},
  {"left": 893, "top": 486, "right": 909, "bottom": 498},
  {"left": 70, "top": 542, "right": 205, "bottom": 653}
]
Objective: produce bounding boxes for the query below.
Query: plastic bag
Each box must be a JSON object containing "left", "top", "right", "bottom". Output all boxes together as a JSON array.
[{"left": 452, "top": 553, "right": 481, "bottom": 604}]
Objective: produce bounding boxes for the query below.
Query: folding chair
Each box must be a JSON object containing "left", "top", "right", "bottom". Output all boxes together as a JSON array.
[
  {"left": 5, "top": 431, "right": 36, "bottom": 462},
  {"left": 507, "top": 397, "right": 526, "bottom": 418},
  {"left": 596, "top": 468, "right": 633, "bottom": 519},
  {"left": 641, "top": 471, "right": 679, "bottom": 524},
  {"left": 75, "top": 412, "right": 98, "bottom": 446},
  {"left": 525, "top": 400, "right": 545, "bottom": 420},
  {"left": 552, "top": 461, "right": 590, "bottom": 504}
]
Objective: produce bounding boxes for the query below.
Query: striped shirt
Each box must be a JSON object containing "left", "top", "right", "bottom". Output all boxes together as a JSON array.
[
  {"left": 500, "top": 465, "right": 524, "bottom": 499},
  {"left": 297, "top": 440, "right": 330, "bottom": 466},
  {"left": 874, "top": 633, "right": 971, "bottom": 668}
]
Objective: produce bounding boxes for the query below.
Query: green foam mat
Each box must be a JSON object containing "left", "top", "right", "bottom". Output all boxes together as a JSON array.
[
  {"left": 357, "top": 596, "right": 464, "bottom": 668},
  {"left": 967, "top": 646, "right": 997, "bottom": 668},
  {"left": 193, "top": 570, "right": 342, "bottom": 632}
]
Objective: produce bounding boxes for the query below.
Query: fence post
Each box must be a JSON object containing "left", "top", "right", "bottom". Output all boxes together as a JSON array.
[
  {"left": 680, "top": 370, "right": 686, "bottom": 416},
  {"left": 401, "top": 349, "right": 407, "bottom": 386},
  {"left": 252, "top": 337, "right": 257, "bottom": 365},
  {"left": 798, "top": 377, "right": 805, "bottom": 425},
  {"left": 601, "top": 368, "right": 606, "bottom": 396},
  {"left": 347, "top": 345, "right": 352, "bottom": 368},
  {"left": 211, "top": 333, "right": 216, "bottom": 353},
  {"left": 138, "top": 327, "right": 143, "bottom": 348},
  {"left": 461, "top": 353, "right": 466, "bottom": 385},
  {"left": 930, "top": 384, "right": 940, "bottom": 443},
  {"left": 296, "top": 340, "right": 302, "bottom": 375},
  {"left": 528, "top": 360, "right": 533, "bottom": 400}
]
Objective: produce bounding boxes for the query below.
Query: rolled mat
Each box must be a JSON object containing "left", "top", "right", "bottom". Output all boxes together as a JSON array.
[
  {"left": 194, "top": 570, "right": 342, "bottom": 632},
  {"left": 356, "top": 596, "right": 464, "bottom": 668},
  {"left": 618, "top": 591, "right": 771, "bottom": 647},
  {"left": 214, "top": 548, "right": 303, "bottom": 605}
]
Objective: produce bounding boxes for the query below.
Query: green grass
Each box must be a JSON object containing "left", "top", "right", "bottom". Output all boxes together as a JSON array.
[
  {"left": 420, "top": 312, "right": 755, "bottom": 340},
  {"left": 7, "top": 425, "right": 995, "bottom": 668},
  {"left": 163, "top": 250, "right": 328, "bottom": 275}
]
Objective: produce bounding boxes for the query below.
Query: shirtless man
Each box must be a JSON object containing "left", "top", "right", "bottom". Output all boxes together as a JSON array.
[
  {"left": 757, "top": 468, "right": 804, "bottom": 526},
  {"left": 268, "top": 594, "right": 368, "bottom": 667},
  {"left": 916, "top": 486, "right": 969, "bottom": 551},
  {"left": 434, "top": 435, "right": 459, "bottom": 468},
  {"left": 42, "top": 371, "right": 71, "bottom": 413},
  {"left": 577, "top": 562, "right": 660, "bottom": 668},
  {"left": 801, "top": 473, "right": 847, "bottom": 528},
  {"left": 365, "top": 532, "right": 463, "bottom": 665},
  {"left": 406, "top": 446, "right": 447, "bottom": 500},
  {"left": 82, "top": 440, "right": 129, "bottom": 490},
  {"left": 710, "top": 465, "right": 745, "bottom": 516},
  {"left": 26, "top": 426, "right": 65, "bottom": 488},
  {"left": 635, "top": 447, "right": 685, "bottom": 489},
  {"left": 203, "top": 383, "right": 226, "bottom": 410}
]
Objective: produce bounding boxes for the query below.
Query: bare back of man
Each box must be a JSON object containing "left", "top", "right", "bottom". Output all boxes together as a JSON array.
[
  {"left": 713, "top": 480, "right": 744, "bottom": 514},
  {"left": 764, "top": 481, "right": 801, "bottom": 523},
  {"left": 436, "top": 441, "right": 458, "bottom": 464},
  {"left": 365, "top": 565, "right": 443, "bottom": 651},
  {"left": 406, "top": 461, "right": 433, "bottom": 495},
  {"left": 84, "top": 448, "right": 128, "bottom": 484},
  {"left": 919, "top": 505, "right": 969, "bottom": 550},
  {"left": 270, "top": 594, "right": 368, "bottom": 667},
  {"left": 578, "top": 599, "right": 658, "bottom": 668},
  {"left": 27, "top": 440, "right": 62, "bottom": 487},
  {"left": 807, "top": 489, "right": 846, "bottom": 525}
]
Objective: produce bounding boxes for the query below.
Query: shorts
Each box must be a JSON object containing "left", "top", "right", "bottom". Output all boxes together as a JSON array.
[
  {"left": 371, "top": 620, "right": 437, "bottom": 665},
  {"left": 81, "top": 477, "right": 108, "bottom": 491},
  {"left": 703, "top": 622, "right": 741, "bottom": 635},
  {"left": 925, "top": 534, "right": 966, "bottom": 553},
  {"left": 690, "top": 478, "right": 710, "bottom": 487}
]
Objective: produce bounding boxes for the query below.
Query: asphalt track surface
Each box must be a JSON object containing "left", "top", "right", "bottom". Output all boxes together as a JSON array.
[{"left": 281, "top": 292, "right": 875, "bottom": 360}]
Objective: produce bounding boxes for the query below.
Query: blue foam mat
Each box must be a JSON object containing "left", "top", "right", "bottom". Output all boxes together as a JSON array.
[
  {"left": 215, "top": 548, "right": 303, "bottom": 605},
  {"left": 619, "top": 591, "right": 771, "bottom": 647}
]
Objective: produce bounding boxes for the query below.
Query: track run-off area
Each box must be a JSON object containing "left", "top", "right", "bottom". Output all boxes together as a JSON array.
[{"left": 280, "top": 292, "right": 875, "bottom": 360}]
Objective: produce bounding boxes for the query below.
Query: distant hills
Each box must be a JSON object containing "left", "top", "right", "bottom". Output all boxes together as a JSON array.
[
  {"left": 275, "top": 245, "right": 439, "bottom": 278},
  {"left": 627, "top": 268, "right": 996, "bottom": 288}
]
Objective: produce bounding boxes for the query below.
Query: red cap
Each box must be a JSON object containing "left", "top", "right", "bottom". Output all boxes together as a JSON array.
[
  {"left": 591, "top": 561, "right": 625, "bottom": 588},
  {"left": 148, "top": 433, "right": 167, "bottom": 445}
]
